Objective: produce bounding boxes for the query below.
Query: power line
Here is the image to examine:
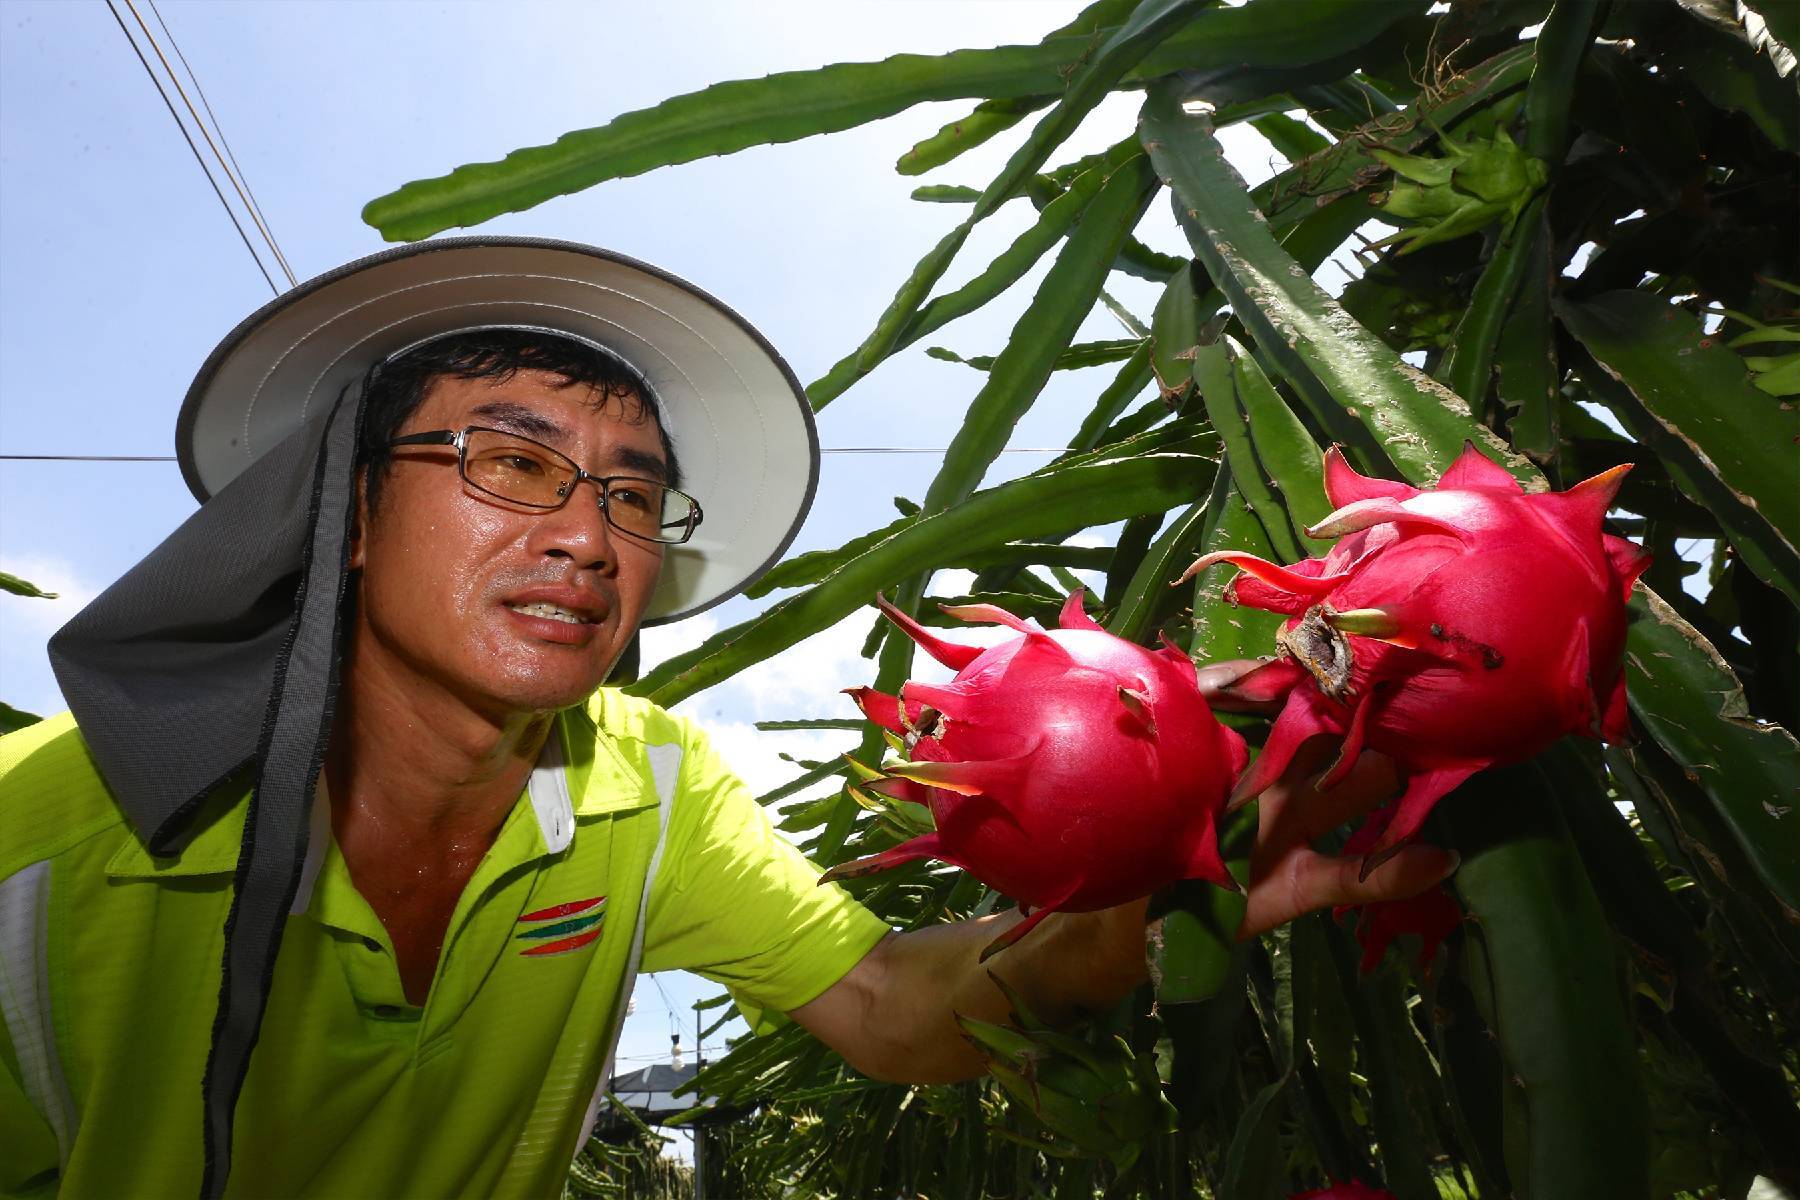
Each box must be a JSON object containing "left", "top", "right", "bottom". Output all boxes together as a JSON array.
[
  {"left": 143, "top": 0, "right": 298, "bottom": 287},
  {"left": 0, "top": 449, "right": 1071, "bottom": 463},
  {"left": 0, "top": 454, "right": 176, "bottom": 462},
  {"left": 611, "top": 1046, "right": 728, "bottom": 1065},
  {"left": 649, "top": 976, "right": 680, "bottom": 1033},
  {"left": 103, "top": 0, "right": 281, "bottom": 295},
  {"left": 821, "top": 447, "right": 1067, "bottom": 454}
]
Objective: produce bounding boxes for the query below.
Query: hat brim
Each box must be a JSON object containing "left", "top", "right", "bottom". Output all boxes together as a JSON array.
[{"left": 177, "top": 236, "right": 818, "bottom": 626}]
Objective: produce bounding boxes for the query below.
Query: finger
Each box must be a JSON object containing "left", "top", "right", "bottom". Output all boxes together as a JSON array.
[
  {"left": 1288, "top": 750, "right": 1403, "bottom": 838},
  {"left": 1247, "top": 735, "right": 1343, "bottom": 869},
  {"left": 1193, "top": 660, "right": 1285, "bottom": 714},
  {"left": 1239, "top": 844, "right": 1460, "bottom": 939},
  {"left": 1253, "top": 741, "right": 1401, "bottom": 854}
]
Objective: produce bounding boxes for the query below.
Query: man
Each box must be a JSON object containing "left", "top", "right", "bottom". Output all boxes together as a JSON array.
[{"left": 0, "top": 238, "right": 1454, "bottom": 1197}]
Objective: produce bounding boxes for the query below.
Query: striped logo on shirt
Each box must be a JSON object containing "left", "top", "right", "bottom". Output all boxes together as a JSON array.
[{"left": 516, "top": 896, "right": 606, "bottom": 957}]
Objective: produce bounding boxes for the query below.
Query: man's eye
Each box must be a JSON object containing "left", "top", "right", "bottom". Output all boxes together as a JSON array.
[
  {"left": 497, "top": 453, "right": 546, "bottom": 475},
  {"left": 609, "top": 485, "right": 656, "bottom": 512}
]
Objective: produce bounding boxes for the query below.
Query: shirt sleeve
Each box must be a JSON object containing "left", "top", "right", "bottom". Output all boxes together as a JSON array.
[{"left": 638, "top": 724, "right": 891, "bottom": 1034}]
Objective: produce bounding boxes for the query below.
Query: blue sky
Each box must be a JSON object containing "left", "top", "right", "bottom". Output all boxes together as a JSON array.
[{"left": 1, "top": 0, "right": 1295, "bottom": 1140}]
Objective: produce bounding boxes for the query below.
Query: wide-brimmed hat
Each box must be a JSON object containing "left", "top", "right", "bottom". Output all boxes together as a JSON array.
[{"left": 176, "top": 235, "right": 818, "bottom": 624}]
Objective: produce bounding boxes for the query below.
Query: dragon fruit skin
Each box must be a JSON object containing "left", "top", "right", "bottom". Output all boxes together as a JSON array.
[
  {"left": 822, "top": 591, "right": 1247, "bottom": 959},
  {"left": 1291, "top": 1183, "right": 1400, "bottom": 1200},
  {"left": 1187, "top": 443, "right": 1651, "bottom": 866}
]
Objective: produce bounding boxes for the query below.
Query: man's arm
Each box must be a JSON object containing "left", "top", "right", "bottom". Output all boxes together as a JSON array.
[{"left": 789, "top": 666, "right": 1461, "bottom": 1084}]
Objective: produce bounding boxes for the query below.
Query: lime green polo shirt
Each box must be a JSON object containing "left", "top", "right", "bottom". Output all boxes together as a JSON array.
[{"left": 0, "top": 688, "right": 889, "bottom": 1198}]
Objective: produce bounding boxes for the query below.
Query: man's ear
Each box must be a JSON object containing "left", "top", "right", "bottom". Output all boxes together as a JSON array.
[{"left": 347, "top": 468, "right": 369, "bottom": 571}]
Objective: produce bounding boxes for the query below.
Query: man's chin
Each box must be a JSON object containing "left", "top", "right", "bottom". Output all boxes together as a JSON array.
[
  {"left": 463, "top": 656, "right": 615, "bottom": 716},
  {"left": 491, "top": 673, "right": 613, "bottom": 714},
  {"left": 453, "top": 619, "right": 644, "bottom": 713}
]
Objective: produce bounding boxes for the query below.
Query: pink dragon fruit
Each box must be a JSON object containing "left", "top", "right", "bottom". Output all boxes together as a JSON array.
[
  {"left": 1185, "top": 442, "right": 1651, "bottom": 869},
  {"left": 821, "top": 591, "right": 1246, "bottom": 959}
]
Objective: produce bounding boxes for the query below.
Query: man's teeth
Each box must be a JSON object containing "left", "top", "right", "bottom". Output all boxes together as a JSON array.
[{"left": 509, "top": 602, "right": 589, "bottom": 624}]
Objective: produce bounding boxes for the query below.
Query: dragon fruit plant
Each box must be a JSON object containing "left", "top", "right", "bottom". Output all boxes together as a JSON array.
[
  {"left": 1185, "top": 443, "right": 1651, "bottom": 870},
  {"left": 821, "top": 591, "right": 1246, "bottom": 960}
]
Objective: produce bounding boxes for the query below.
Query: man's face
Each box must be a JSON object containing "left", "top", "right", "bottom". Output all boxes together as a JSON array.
[{"left": 350, "top": 368, "right": 669, "bottom": 718}]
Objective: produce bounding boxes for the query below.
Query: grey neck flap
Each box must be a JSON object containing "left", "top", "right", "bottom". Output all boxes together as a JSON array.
[{"left": 49, "top": 383, "right": 365, "bottom": 1200}]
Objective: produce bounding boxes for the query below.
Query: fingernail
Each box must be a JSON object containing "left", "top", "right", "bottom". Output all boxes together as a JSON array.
[
  {"left": 1194, "top": 661, "right": 1261, "bottom": 692},
  {"left": 1193, "top": 664, "right": 1241, "bottom": 690},
  {"left": 1437, "top": 849, "right": 1462, "bottom": 879}
]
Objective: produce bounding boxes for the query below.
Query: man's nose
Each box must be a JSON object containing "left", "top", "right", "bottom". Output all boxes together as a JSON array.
[{"left": 531, "top": 479, "right": 616, "bottom": 572}]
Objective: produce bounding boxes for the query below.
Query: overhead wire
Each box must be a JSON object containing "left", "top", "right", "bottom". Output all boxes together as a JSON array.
[
  {"left": 0, "top": 449, "right": 1070, "bottom": 462},
  {"left": 55, "top": 11, "right": 1089, "bottom": 466},
  {"left": 611, "top": 1047, "right": 726, "bottom": 1065},
  {"left": 143, "top": 0, "right": 298, "bottom": 288},
  {"left": 2, "top": 454, "right": 179, "bottom": 462},
  {"left": 648, "top": 975, "right": 680, "bottom": 1035},
  {"left": 646, "top": 975, "right": 686, "bottom": 1065},
  {"left": 71, "top": 9, "right": 1095, "bottom": 471},
  {"left": 102, "top": 0, "right": 284, "bottom": 295}
]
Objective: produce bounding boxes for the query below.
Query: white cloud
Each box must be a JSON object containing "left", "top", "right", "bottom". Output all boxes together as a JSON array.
[
  {"left": 724, "top": 614, "right": 876, "bottom": 720},
  {"left": 1, "top": 554, "right": 102, "bottom": 718},
  {"left": 699, "top": 719, "right": 849, "bottom": 802},
  {"left": 643, "top": 611, "right": 874, "bottom": 811},
  {"left": 638, "top": 612, "right": 721, "bottom": 673},
  {"left": 0, "top": 554, "right": 99, "bottom": 638},
  {"left": 933, "top": 568, "right": 977, "bottom": 597}
]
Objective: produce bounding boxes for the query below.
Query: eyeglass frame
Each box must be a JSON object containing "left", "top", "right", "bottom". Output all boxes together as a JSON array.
[{"left": 386, "top": 425, "right": 704, "bottom": 545}]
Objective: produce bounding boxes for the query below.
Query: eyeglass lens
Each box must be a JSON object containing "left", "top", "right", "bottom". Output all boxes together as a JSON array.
[{"left": 462, "top": 429, "right": 695, "bottom": 543}]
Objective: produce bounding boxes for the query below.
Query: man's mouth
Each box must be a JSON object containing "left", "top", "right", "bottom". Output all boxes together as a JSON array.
[{"left": 507, "top": 601, "right": 597, "bottom": 625}]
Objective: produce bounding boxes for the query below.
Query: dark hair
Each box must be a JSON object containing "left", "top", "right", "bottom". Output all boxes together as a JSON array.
[{"left": 357, "top": 328, "right": 680, "bottom": 513}]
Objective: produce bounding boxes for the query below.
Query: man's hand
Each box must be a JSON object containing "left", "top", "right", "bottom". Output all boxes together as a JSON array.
[{"left": 1196, "top": 659, "right": 1460, "bottom": 939}]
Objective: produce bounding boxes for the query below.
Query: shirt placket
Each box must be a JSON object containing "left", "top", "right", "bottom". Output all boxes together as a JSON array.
[{"left": 304, "top": 796, "right": 550, "bottom": 1044}]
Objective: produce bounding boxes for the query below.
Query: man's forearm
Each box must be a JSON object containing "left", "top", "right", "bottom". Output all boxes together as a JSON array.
[{"left": 802, "top": 900, "right": 1150, "bottom": 1084}]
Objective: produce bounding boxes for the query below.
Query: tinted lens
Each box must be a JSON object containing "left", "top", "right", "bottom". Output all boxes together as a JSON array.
[
  {"left": 462, "top": 430, "right": 573, "bottom": 507},
  {"left": 604, "top": 479, "right": 695, "bottom": 543}
]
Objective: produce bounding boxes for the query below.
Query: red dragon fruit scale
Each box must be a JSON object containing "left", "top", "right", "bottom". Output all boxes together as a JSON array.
[
  {"left": 1337, "top": 888, "right": 1464, "bottom": 977},
  {"left": 1182, "top": 442, "right": 1652, "bottom": 872},
  {"left": 1333, "top": 810, "right": 1464, "bottom": 976},
  {"left": 821, "top": 591, "right": 1248, "bottom": 960},
  {"left": 1291, "top": 1182, "right": 1400, "bottom": 1200}
]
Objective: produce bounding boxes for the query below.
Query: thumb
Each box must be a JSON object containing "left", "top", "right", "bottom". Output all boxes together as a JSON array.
[{"left": 1193, "top": 659, "right": 1287, "bottom": 714}]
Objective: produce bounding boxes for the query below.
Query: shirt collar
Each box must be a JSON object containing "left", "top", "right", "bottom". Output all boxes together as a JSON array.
[
  {"left": 106, "top": 780, "right": 252, "bottom": 879},
  {"left": 105, "top": 719, "right": 612, "bottom": 882}
]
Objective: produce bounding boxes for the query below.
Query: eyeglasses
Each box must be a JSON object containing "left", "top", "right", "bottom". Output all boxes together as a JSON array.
[{"left": 387, "top": 426, "right": 703, "bottom": 545}]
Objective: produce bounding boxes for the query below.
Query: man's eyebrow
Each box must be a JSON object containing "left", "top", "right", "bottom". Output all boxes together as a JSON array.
[
  {"left": 609, "top": 447, "right": 669, "bottom": 482},
  {"left": 469, "top": 400, "right": 569, "bottom": 443},
  {"left": 472, "top": 399, "right": 668, "bottom": 480}
]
